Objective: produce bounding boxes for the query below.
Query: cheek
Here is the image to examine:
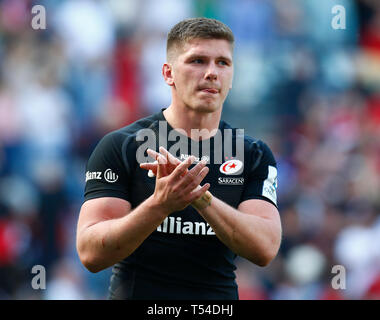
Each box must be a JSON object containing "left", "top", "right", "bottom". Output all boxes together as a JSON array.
[
  {"left": 178, "top": 73, "right": 197, "bottom": 92},
  {"left": 223, "top": 73, "right": 234, "bottom": 91}
]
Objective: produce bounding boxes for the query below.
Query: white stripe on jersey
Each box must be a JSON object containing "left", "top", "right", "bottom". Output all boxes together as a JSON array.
[{"left": 262, "top": 165, "right": 277, "bottom": 205}]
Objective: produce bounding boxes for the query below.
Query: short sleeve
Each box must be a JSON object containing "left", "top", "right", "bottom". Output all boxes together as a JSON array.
[
  {"left": 84, "top": 132, "right": 132, "bottom": 202},
  {"left": 240, "top": 140, "right": 278, "bottom": 208}
]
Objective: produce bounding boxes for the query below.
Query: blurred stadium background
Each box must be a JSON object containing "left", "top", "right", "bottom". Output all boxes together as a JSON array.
[{"left": 0, "top": 0, "right": 379, "bottom": 300}]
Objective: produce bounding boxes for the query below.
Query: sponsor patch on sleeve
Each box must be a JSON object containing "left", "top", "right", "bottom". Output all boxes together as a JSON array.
[{"left": 262, "top": 166, "right": 277, "bottom": 205}]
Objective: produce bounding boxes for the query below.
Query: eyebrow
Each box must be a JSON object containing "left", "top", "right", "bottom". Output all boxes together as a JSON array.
[{"left": 186, "top": 54, "right": 232, "bottom": 64}]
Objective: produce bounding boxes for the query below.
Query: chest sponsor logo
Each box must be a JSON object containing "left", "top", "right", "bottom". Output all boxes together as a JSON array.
[
  {"left": 156, "top": 217, "right": 215, "bottom": 236},
  {"left": 180, "top": 154, "right": 210, "bottom": 163},
  {"left": 218, "top": 177, "right": 245, "bottom": 185},
  {"left": 219, "top": 159, "right": 243, "bottom": 175}
]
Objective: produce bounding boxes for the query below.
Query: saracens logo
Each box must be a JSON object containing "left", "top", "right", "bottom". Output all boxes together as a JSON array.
[{"left": 219, "top": 159, "right": 243, "bottom": 175}]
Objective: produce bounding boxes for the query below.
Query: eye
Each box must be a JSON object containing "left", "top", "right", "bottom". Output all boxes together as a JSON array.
[
  {"left": 191, "top": 59, "right": 203, "bottom": 64},
  {"left": 218, "top": 60, "right": 228, "bottom": 66}
]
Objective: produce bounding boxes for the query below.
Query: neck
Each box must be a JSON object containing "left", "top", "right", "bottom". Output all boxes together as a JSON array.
[{"left": 163, "top": 104, "right": 222, "bottom": 140}]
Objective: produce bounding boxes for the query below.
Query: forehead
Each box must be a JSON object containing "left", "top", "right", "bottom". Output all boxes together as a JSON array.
[{"left": 178, "top": 38, "right": 233, "bottom": 60}]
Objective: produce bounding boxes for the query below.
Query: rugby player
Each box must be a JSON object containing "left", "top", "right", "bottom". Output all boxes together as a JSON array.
[{"left": 76, "top": 17, "right": 282, "bottom": 300}]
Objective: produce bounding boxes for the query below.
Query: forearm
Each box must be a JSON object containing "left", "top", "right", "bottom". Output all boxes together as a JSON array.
[
  {"left": 194, "top": 196, "right": 281, "bottom": 266},
  {"left": 77, "top": 195, "right": 167, "bottom": 272}
]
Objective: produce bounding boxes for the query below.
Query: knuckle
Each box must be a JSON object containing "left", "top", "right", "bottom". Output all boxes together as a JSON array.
[
  {"left": 178, "top": 169, "right": 187, "bottom": 178},
  {"left": 188, "top": 181, "right": 198, "bottom": 191},
  {"left": 199, "top": 171, "right": 208, "bottom": 181},
  {"left": 187, "top": 170, "right": 195, "bottom": 179},
  {"left": 192, "top": 165, "right": 203, "bottom": 175},
  {"left": 178, "top": 164, "right": 187, "bottom": 173}
]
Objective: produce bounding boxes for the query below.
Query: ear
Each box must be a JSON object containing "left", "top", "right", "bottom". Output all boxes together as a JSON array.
[{"left": 162, "top": 63, "right": 175, "bottom": 86}]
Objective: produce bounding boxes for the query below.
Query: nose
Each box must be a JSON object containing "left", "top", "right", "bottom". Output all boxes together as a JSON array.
[{"left": 204, "top": 62, "right": 218, "bottom": 81}]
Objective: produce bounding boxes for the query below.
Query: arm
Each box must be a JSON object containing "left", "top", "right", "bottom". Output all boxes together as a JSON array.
[
  {"left": 76, "top": 196, "right": 167, "bottom": 273},
  {"left": 192, "top": 197, "right": 282, "bottom": 267},
  {"left": 77, "top": 156, "right": 210, "bottom": 273},
  {"left": 141, "top": 146, "right": 282, "bottom": 267}
]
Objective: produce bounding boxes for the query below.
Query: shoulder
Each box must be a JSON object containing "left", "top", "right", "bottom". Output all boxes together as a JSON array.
[
  {"left": 220, "top": 120, "right": 274, "bottom": 155},
  {"left": 96, "top": 112, "right": 163, "bottom": 150}
]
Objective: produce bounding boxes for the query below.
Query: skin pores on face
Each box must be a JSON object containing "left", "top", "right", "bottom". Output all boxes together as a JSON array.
[{"left": 169, "top": 38, "right": 234, "bottom": 113}]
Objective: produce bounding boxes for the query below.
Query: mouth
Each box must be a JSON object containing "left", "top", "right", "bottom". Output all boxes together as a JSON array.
[{"left": 199, "top": 88, "right": 219, "bottom": 94}]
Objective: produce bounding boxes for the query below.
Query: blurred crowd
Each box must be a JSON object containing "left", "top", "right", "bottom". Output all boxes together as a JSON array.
[{"left": 0, "top": 0, "right": 379, "bottom": 300}]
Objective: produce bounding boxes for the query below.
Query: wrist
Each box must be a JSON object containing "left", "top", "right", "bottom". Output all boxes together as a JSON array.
[
  {"left": 147, "top": 195, "right": 171, "bottom": 218},
  {"left": 191, "top": 190, "right": 213, "bottom": 211}
]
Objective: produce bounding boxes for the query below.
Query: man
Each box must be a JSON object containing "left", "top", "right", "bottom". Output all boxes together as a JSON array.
[{"left": 76, "top": 17, "right": 282, "bottom": 300}]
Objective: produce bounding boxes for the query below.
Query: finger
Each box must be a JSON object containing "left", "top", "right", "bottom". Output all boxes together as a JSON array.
[
  {"left": 147, "top": 148, "right": 159, "bottom": 160},
  {"left": 171, "top": 155, "right": 195, "bottom": 180},
  {"left": 156, "top": 156, "right": 163, "bottom": 178},
  {"left": 140, "top": 163, "right": 157, "bottom": 171},
  {"left": 147, "top": 149, "right": 167, "bottom": 164},
  {"left": 148, "top": 149, "right": 166, "bottom": 176},
  {"left": 189, "top": 159, "right": 208, "bottom": 177},
  {"left": 151, "top": 147, "right": 190, "bottom": 177},
  {"left": 180, "top": 160, "right": 207, "bottom": 186},
  {"left": 143, "top": 160, "right": 183, "bottom": 177},
  {"left": 159, "top": 146, "right": 181, "bottom": 166},
  {"left": 159, "top": 146, "right": 169, "bottom": 165},
  {"left": 183, "top": 166, "right": 209, "bottom": 193},
  {"left": 140, "top": 162, "right": 158, "bottom": 177},
  {"left": 189, "top": 183, "right": 211, "bottom": 202},
  {"left": 157, "top": 154, "right": 168, "bottom": 177}
]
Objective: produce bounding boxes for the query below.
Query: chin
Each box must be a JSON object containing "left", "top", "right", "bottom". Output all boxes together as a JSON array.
[{"left": 191, "top": 101, "right": 221, "bottom": 113}]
